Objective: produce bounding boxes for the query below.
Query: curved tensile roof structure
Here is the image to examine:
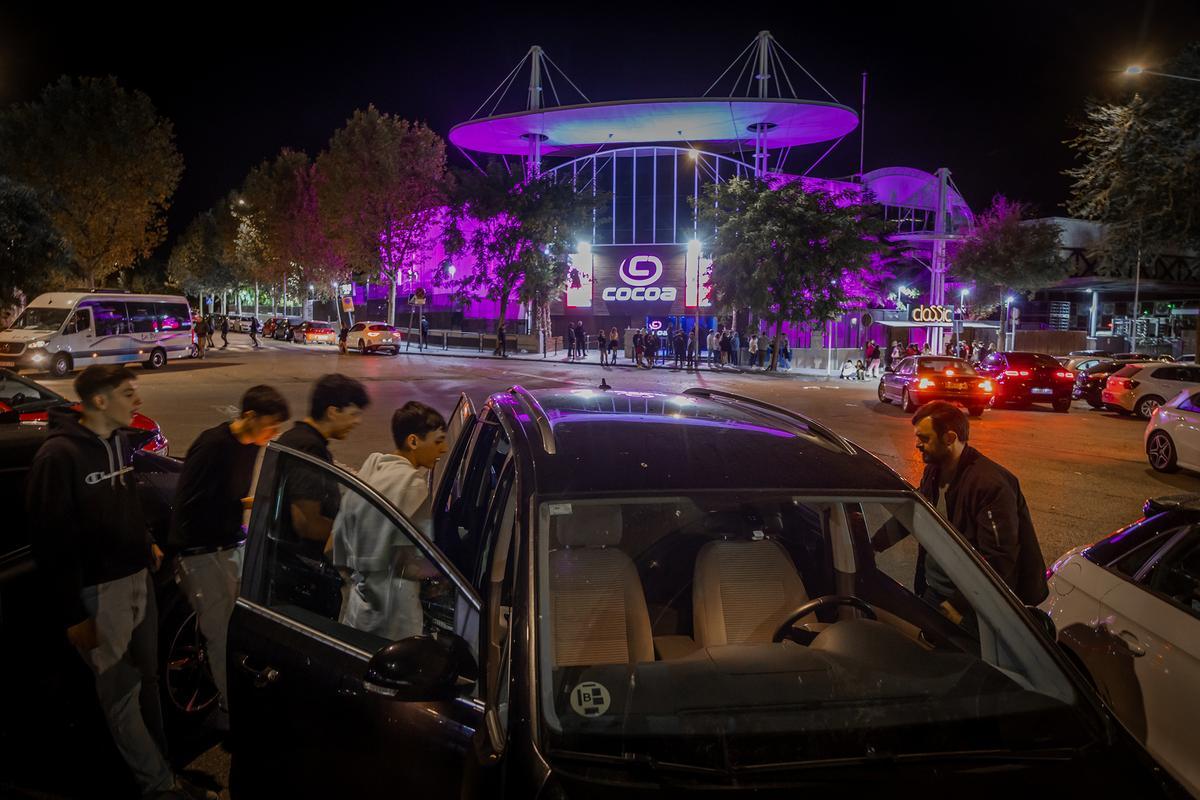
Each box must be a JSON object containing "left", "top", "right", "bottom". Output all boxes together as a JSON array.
[
  {"left": 449, "top": 97, "right": 859, "bottom": 157},
  {"left": 862, "top": 166, "right": 975, "bottom": 233}
]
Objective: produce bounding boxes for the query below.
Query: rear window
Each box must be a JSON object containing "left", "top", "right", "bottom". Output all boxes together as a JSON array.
[
  {"left": 1004, "top": 353, "right": 1061, "bottom": 369},
  {"left": 368, "top": 324, "right": 393, "bottom": 332},
  {"left": 1112, "top": 364, "right": 1143, "bottom": 379},
  {"left": 915, "top": 358, "right": 976, "bottom": 375}
]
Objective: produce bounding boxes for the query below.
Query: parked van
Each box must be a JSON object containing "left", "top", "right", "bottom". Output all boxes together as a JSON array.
[{"left": 0, "top": 291, "right": 194, "bottom": 377}]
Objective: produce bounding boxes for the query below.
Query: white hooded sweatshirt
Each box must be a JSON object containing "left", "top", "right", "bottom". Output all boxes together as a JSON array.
[{"left": 331, "top": 453, "right": 432, "bottom": 641}]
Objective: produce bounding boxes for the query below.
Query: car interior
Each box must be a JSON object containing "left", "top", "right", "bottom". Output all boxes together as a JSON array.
[{"left": 538, "top": 494, "right": 1083, "bottom": 757}]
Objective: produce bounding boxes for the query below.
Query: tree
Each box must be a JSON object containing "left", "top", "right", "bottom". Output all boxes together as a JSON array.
[
  {"left": 0, "top": 177, "right": 69, "bottom": 314},
  {"left": 697, "top": 177, "right": 893, "bottom": 370},
  {"left": 1065, "top": 43, "right": 1200, "bottom": 269},
  {"left": 0, "top": 76, "right": 184, "bottom": 288},
  {"left": 316, "top": 107, "right": 447, "bottom": 325},
  {"left": 952, "top": 195, "right": 1070, "bottom": 312},
  {"left": 167, "top": 203, "right": 237, "bottom": 312},
  {"left": 446, "top": 162, "right": 599, "bottom": 345}
]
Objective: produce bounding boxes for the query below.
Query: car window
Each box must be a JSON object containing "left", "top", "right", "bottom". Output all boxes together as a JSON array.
[
  {"left": 897, "top": 358, "right": 913, "bottom": 375},
  {"left": 435, "top": 410, "right": 511, "bottom": 577},
  {"left": 1180, "top": 393, "right": 1200, "bottom": 414},
  {"left": 983, "top": 354, "right": 1004, "bottom": 369},
  {"left": 1183, "top": 367, "right": 1200, "bottom": 383},
  {"left": 350, "top": 323, "right": 363, "bottom": 332},
  {"left": 1151, "top": 367, "right": 1180, "bottom": 381},
  {"left": 1111, "top": 364, "right": 1142, "bottom": 380},
  {"left": 0, "top": 373, "right": 57, "bottom": 407},
  {"left": 126, "top": 300, "right": 159, "bottom": 333},
  {"left": 246, "top": 450, "right": 474, "bottom": 654},
  {"left": 535, "top": 493, "right": 1086, "bottom": 767},
  {"left": 65, "top": 310, "right": 89, "bottom": 334},
  {"left": 79, "top": 300, "right": 129, "bottom": 337},
  {"left": 1005, "top": 353, "right": 1060, "bottom": 369},
  {"left": 1143, "top": 528, "right": 1200, "bottom": 620},
  {"left": 915, "top": 358, "right": 976, "bottom": 375}
]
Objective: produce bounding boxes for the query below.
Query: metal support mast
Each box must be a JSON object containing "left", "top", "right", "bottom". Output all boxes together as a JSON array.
[
  {"left": 525, "top": 46, "right": 544, "bottom": 180},
  {"left": 929, "top": 167, "right": 950, "bottom": 354},
  {"left": 751, "top": 30, "right": 772, "bottom": 179}
]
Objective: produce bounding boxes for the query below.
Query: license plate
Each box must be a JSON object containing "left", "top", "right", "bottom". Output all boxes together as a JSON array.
[
  {"left": 946, "top": 381, "right": 966, "bottom": 390},
  {"left": 1032, "top": 387, "right": 1053, "bottom": 395}
]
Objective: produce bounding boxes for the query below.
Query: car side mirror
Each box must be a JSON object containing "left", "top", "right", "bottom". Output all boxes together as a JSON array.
[
  {"left": 363, "top": 632, "right": 477, "bottom": 702},
  {"left": 1027, "top": 606, "right": 1056, "bottom": 640}
]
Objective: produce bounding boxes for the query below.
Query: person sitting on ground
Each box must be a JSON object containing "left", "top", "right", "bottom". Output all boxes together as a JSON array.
[
  {"left": 855, "top": 359, "right": 866, "bottom": 380},
  {"left": 332, "top": 402, "right": 448, "bottom": 640},
  {"left": 840, "top": 358, "right": 856, "bottom": 379}
]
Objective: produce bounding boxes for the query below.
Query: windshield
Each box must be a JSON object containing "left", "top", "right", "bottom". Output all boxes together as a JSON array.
[
  {"left": 1005, "top": 353, "right": 1061, "bottom": 369},
  {"left": 6, "top": 307, "right": 68, "bottom": 332},
  {"left": 536, "top": 493, "right": 1091, "bottom": 772},
  {"left": 0, "top": 371, "right": 65, "bottom": 410},
  {"left": 916, "top": 357, "right": 976, "bottom": 376}
]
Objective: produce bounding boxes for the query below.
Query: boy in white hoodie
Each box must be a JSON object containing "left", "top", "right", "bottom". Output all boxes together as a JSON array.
[{"left": 331, "top": 402, "right": 449, "bottom": 640}]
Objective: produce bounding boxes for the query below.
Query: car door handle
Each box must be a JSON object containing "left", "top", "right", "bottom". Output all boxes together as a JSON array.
[
  {"left": 1116, "top": 629, "right": 1147, "bottom": 657},
  {"left": 237, "top": 655, "right": 281, "bottom": 688}
]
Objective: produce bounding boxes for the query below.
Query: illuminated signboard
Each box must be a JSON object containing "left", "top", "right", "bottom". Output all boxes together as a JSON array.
[
  {"left": 910, "top": 304, "right": 953, "bottom": 323},
  {"left": 557, "top": 245, "right": 711, "bottom": 314}
]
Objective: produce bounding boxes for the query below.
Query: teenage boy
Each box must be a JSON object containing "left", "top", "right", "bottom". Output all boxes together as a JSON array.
[
  {"left": 277, "top": 374, "right": 370, "bottom": 551},
  {"left": 169, "top": 385, "right": 290, "bottom": 727},
  {"left": 332, "top": 402, "right": 448, "bottom": 640},
  {"left": 27, "top": 365, "right": 217, "bottom": 800}
]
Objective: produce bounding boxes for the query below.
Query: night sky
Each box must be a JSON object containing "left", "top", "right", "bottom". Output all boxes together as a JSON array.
[{"left": 1, "top": 2, "right": 1198, "bottom": 255}]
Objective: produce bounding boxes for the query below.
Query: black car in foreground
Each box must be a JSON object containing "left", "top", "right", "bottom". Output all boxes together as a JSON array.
[
  {"left": 227, "top": 386, "right": 1182, "bottom": 798},
  {"left": 0, "top": 420, "right": 216, "bottom": 797},
  {"left": 1075, "top": 359, "right": 1125, "bottom": 409},
  {"left": 976, "top": 351, "right": 1076, "bottom": 411}
]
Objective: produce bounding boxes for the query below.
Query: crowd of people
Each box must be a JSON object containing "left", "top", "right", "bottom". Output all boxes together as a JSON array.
[
  {"left": 25, "top": 367, "right": 445, "bottom": 800},
  {"left": 559, "top": 322, "right": 793, "bottom": 371}
]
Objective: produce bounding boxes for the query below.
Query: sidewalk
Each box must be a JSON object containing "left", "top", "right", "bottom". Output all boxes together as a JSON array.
[{"left": 387, "top": 339, "right": 848, "bottom": 380}]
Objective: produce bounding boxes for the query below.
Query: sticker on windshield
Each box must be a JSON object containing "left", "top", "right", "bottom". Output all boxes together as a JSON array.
[
  {"left": 547, "top": 503, "right": 573, "bottom": 516},
  {"left": 569, "top": 681, "right": 611, "bottom": 718}
]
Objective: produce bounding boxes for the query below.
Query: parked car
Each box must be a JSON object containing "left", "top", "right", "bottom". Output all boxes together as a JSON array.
[
  {"left": 975, "top": 351, "right": 1075, "bottom": 412},
  {"left": 0, "top": 419, "right": 214, "bottom": 795},
  {"left": 1074, "top": 359, "right": 1124, "bottom": 409},
  {"left": 227, "top": 386, "right": 1179, "bottom": 798},
  {"left": 1179, "top": 354, "right": 1196, "bottom": 364},
  {"left": 261, "top": 317, "right": 282, "bottom": 339},
  {"left": 347, "top": 321, "right": 400, "bottom": 354},
  {"left": 271, "top": 318, "right": 303, "bottom": 342},
  {"left": 0, "top": 368, "right": 168, "bottom": 454},
  {"left": 1042, "top": 495, "right": 1200, "bottom": 796},
  {"left": 293, "top": 321, "right": 337, "bottom": 345},
  {"left": 1145, "top": 389, "right": 1200, "bottom": 473},
  {"left": 1103, "top": 362, "right": 1200, "bottom": 419},
  {"left": 877, "top": 355, "right": 992, "bottom": 416}
]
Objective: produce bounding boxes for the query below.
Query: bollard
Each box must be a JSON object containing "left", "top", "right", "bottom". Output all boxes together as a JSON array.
[{"left": 443, "top": 331, "right": 447, "bottom": 351}]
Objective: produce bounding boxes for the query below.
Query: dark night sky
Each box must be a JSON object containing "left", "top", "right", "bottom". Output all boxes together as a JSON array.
[{"left": 1, "top": 2, "right": 1198, "bottom": 254}]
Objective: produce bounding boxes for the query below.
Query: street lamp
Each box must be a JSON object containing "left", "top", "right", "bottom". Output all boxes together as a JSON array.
[{"left": 1123, "top": 64, "right": 1200, "bottom": 83}]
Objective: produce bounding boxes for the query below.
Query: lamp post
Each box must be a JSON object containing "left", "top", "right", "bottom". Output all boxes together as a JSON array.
[
  {"left": 1124, "top": 65, "right": 1200, "bottom": 83},
  {"left": 958, "top": 288, "right": 969, "bottom": 355}
]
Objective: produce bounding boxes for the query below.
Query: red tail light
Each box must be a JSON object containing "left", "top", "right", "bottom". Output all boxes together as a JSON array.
[
  {"left": 1054, "top": 370, "right": 1074, "bottom": 380},
  {"left": 1003, "top": 370, "right": 1030, "bottom": 378}
]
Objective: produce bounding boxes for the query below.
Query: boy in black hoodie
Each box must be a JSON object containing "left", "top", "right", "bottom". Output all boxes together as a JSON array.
[{"left": 26, "top": 365, "right": 216, "bottom": 800}]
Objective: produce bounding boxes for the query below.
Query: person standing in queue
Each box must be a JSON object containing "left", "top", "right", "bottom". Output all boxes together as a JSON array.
[
  {"left": 249, "top": 316, "right": 260, "bottom": 349},
  {"left": 565, "top": 322, "right": 575, "bottom": 361},
  {"left": 219, "top": 315, "right": 229, "bottom": 350},
  {"left": 880, "top": 401, "right": 1048, "bottom": 628},
  {"left": 26, "top": 365, "right": 219, "bottom": 800},
  {"left": 169, "top": 385, "right": 291, "bottom": 729},
  {"left": 608, "top": 326, "right": 620, "bottom": 365},
  {"left": 338, "top": 322, "right": 349, "bottom": 355},
  {"left": 420, "top": 316, "right": 430, "bottom": 349}
]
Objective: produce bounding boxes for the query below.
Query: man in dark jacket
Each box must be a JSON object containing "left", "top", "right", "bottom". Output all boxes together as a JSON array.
[
  {"left": 219, "top": 315, "right": 229, "bottom": 349},
  {"left": 26, "top": 365, "right": 217, "bottom": 800},
  {"left": 169, "top": 385, "right": 290, "bottom": 728},
  {"left": 909, "top": 401, "right": 1048, "bottom": 622}
]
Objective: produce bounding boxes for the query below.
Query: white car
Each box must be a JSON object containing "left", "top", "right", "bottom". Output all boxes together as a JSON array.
[
  {"left": 1102, "top": 361, "right": 1200, "bottom": 418},
  {"left": 347, "top": 321, "right": 400, "bottom": 354},
  {"left": 1146, "top": 389, "right": 1200, "bottom": 473},
  {"left": 1042, "top": 496, "right": 1200, "bottom": 796}
]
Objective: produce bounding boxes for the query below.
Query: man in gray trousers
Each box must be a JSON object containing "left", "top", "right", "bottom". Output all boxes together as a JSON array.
[{"left": 169, "top": 385, "right": 290, "bottom": 730}]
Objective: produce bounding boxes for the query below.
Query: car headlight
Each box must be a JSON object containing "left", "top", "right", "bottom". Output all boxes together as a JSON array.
[{"left": 27, "top": 340, "right": 47, "bottom": 348}]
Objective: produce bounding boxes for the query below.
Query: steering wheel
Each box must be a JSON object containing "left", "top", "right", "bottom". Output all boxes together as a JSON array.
[{"left": 771, "top": 595, "right": 878, "bottom": 643}]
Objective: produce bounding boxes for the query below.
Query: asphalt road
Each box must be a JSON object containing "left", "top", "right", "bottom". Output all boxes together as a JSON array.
[
  {"left": 26, "top": 334, "right": 1199, "bottom": 798},
  {"left": 38, "top": 333, "right": 1194, "bottom": 564}
]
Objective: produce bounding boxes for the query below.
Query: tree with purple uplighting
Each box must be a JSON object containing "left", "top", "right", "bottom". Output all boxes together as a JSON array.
[
  {"left": 445, "top": 162, "right": 598, "bottom": 348},
  {"left": 951, "top": 196, "right": 1068, "bottom": 313},
  {"left": 317, "top": 107, "right": 447, "bottom": 326},
  {"left": 698, "top": 177, "right": 893, "bottom": 371}
]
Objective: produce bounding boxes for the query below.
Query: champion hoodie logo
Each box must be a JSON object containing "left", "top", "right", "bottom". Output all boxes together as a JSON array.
[{"left": 85, "top": 466, "right": 134, "bottom": 485}]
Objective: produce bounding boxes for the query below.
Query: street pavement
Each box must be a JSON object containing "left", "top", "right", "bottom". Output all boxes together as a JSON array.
[{"left": 30, "top": 332, "right": 1198, "bottom": 798}]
